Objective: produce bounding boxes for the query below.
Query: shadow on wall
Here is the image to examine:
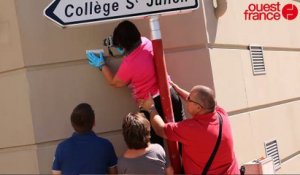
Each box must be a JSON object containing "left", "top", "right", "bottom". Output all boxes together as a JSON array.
[{"left": 203, "top": 0, "right": 227, "bottom": 44}]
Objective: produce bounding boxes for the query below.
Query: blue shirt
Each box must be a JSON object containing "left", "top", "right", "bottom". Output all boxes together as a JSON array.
[{"left": 52, "top": 131, "right": 117, "bottom": 175}]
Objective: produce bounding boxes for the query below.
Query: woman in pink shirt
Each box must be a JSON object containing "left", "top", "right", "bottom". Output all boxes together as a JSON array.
[{"left": 86, "top": 20, "right": 184, "bottom": 147}]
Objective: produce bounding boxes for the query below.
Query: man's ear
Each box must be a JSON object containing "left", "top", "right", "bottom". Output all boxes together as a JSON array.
[{"left": 197, "top": 105, "right": 203, "bottom": 113}]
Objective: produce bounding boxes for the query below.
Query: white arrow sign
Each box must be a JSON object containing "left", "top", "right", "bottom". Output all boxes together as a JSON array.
[{"left": 44, "top": 0, "right": 199, "bottom": 27}]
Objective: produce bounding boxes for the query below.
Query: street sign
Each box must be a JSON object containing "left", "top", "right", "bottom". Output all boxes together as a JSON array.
[{"left": 44, "top": 0, "right": 199, "bottom": 27}]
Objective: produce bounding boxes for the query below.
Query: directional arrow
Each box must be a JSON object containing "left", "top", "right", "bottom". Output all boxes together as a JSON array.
[
  {"left": 44, "top": 0, "right": 64, "bottom": 26},
  {"left": 44, "top": 0, "right": 199, "bottom": 27}
]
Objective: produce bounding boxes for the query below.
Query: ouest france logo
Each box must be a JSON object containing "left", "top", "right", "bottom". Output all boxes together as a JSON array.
[{"left": 244, "top": 2, "right": 299, "bottom": 20}]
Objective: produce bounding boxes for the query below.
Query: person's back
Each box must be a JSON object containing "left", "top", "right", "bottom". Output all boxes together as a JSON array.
[
  {"left": 52, "top": 103, "right": 117, "bottom": 175},
  {"left": 170, "top": 106, "right": 239, "bottom": 174},
  {"left": 54, "top": 131, "right": 117, "bottom": 174},
  {"left": 118, "top": 144, "right": 169, "bottom": 174},
  {"left": 213, "top": 106, "right": 239, "bottom": 174},
  {"left": 118, "top": 112, "right": 173, "bottom": 174}
]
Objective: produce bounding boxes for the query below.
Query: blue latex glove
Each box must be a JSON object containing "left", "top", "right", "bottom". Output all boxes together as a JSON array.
[{"left": 86, "top": 52, "right": 105, "bottom": 69}]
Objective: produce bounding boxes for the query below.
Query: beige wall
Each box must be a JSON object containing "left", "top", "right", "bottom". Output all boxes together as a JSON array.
[
  {"left": 0, "top": 0, "right": 211, "bottom": 173},
  {"left": 230, "top": 101, "right": 300, "bottom": 164},
  {"left": 210, "top": 49, "right": 300, "bottom": 111},
  {"left": 204, "top": 0, "right": 300, "bottom": 47},
  {"left": 0, "top": 0, "right": 24, "bottom": 72},
  {"left": 0, "top": 145, "right": 39, "bottom": 174},
  {"left": 0, "top": 0, "right": 299, "bottom": 173},
  {"left": 202, "top": 0, "right": 300, "bottom": 166},
  {"left": 0, "top": 0, "right": 37, "bottom": 172},
  {"left": 0, "top": 70, "right": 35, "bottom": 148}
]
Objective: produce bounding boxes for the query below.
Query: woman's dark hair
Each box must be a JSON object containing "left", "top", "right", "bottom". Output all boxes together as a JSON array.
[
  {"left": 113, "top": 20, "right": 141, "bottom": 51},
  {"left": 122, "top": 112, "right": 150, "bottom": 149},
  {"left": 71, "top": 103, "right": 95, "bottom": 133}
]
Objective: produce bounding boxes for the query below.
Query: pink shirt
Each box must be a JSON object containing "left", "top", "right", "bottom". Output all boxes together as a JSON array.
[
  {"left": 164, "top": 106, "right": 240, "bottom": 174},
  {"left": 116, "top": 37, "right": 160, "bottom": 100}
]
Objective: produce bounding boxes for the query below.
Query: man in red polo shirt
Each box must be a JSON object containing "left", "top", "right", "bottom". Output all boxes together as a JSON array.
[{"left": 140, "top": 83, "right": 240, "bottom": 174}]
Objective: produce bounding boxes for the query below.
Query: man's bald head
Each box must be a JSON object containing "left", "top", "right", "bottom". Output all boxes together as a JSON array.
[{"left": 190, "top": 85, "right": 216, "bottom": 113}]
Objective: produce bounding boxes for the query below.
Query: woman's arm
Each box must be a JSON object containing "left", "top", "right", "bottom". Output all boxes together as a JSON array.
[
  {"left": 101, "top": 65, "right": 127, "bottom": 88},
  {"left": 170, "top": 81, "right": 189, "bottom": 100},
  {"left": 86, "top": 52, "right": 127, "bottom": 88}
]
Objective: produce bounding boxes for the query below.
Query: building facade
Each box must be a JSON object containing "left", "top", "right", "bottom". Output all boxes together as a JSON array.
[{"left": 0, "top": 0, "right": 299, "bottom": 173}]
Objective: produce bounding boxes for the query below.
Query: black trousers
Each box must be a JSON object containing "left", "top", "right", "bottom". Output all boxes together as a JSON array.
[
  {"left": 139, "top": 87, "right": 185, "bottom": 173},
  {"left": 151, "top": 87, "right": 185, "bottom": 147}
]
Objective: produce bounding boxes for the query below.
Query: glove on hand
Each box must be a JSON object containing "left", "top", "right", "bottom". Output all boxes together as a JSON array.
[{"left": 86, "top": 52, "right": 106, "bottom": 69}]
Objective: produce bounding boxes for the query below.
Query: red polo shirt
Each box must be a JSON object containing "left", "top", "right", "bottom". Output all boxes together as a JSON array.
[{"left": 164, "top": 106, "right": 240, "bottom": 174}]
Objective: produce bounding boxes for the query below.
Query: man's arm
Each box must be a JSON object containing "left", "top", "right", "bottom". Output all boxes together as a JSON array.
[
  {"left": 170, "top": 81, "right": 189, "bottom": 100},
  {"left": 52, "top": 170, "right": 61, "bottom": 175},
  {"left": 52, "top": 146, "right": 62, "bottom": 175},
  {"left": 165, "top": 165, "right": 174, "bottom": 175},
  {"left": 140, "top": 97, "right": 167, "bottom": 139},
  {"left": 141, "top": 97, "right": 185, "bottom": 143},
  {"left": 149, "top": 109, "right": 167, "bottom": 139}
]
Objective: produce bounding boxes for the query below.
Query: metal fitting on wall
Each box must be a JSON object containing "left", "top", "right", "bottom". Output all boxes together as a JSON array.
[{"left": 213, "top": 0, "right": 227, "bottom": 18}]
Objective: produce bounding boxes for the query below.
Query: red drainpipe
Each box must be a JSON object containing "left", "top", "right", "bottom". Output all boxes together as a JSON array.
[{"left": 150, "top": 15, "right": 181, "bottom": 174}]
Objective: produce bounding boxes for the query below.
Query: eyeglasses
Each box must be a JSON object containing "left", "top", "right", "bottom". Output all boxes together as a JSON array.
[{"left": 187, "top": 96, "right": 204, "bottom": 108}]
